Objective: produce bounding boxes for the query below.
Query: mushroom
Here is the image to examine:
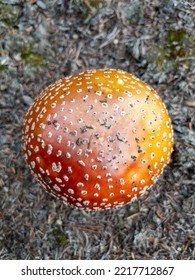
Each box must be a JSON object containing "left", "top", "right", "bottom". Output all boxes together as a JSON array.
[{"left": 22, "top": 69, "right": 173, "bottom": 210}]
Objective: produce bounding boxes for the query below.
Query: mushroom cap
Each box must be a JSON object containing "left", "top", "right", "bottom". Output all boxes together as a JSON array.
[{"left": 22, "top": 69, "right": 173, "bottom": 210}]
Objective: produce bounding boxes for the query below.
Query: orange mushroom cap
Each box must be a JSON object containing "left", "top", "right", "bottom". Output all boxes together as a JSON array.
[{"left": 22, "top": 69, "right": 173, "bottom": 210}]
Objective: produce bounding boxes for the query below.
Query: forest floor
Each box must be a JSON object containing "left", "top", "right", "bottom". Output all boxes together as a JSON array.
[{"left": 0, "top": 0, "right": 195, "bottom": 259}]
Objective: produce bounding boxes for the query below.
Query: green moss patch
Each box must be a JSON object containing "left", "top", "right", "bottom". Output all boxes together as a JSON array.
[
  {"left": 0, "top": 4, "right": 20, "bottom": 25},
  {"left": 149, "top": 29, "right": 195, "bottom": 73}
]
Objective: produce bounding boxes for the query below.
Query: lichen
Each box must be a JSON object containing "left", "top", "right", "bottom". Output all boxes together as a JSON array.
[{"left": 122, "top": 0, "right": 144, "bottom": 24}]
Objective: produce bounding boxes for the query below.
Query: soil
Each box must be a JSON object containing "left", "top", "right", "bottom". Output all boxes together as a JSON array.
[{"left": 0, "top": 0, "right": 194, "bottom": 260}]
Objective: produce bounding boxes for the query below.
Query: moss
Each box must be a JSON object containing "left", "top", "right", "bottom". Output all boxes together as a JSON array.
[
  {"left": 0, "top": 4, "right": 20, "bottom": 25},
  {"left": 164, "top": 29, "right": 188, "bottom": 60},
  {"left": 166, "top": 29, "right": 187, "bottom": 44},
  {"left": 21, "top": 51, "right": 47, "bottom": 68},
  {"left": 126, "top": 200, "right": 140, "bottom": 217},
  {"left": 152, "top": 47, "right": 167, "bottom": 72},
  {"left": 75, "top": 0, "right": 103, "bottom": 19},
  {"left": 1, "top": 30, "right": 48, "bottom": 78},
  {"left": 21, "top": 48, "right": 48, "bottom": 78},
  {"left": 150, "top": 29, "right": 195, "bottom": 73},
  {"left": 48, "top": 225, "right": 68, "bottom": 248},
  {"left": 0, "top": 64, "right": 8, "bottom": 71}
]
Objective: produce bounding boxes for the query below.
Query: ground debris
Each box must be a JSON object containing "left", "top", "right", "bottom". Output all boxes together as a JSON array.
[{"left": 0, "top": 0, "right": 194, "bottom": 260}]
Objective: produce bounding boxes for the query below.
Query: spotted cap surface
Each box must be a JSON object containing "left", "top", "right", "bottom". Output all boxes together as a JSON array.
[{"left": 22, "top": 69, "right": 174, "bottom": 210}]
